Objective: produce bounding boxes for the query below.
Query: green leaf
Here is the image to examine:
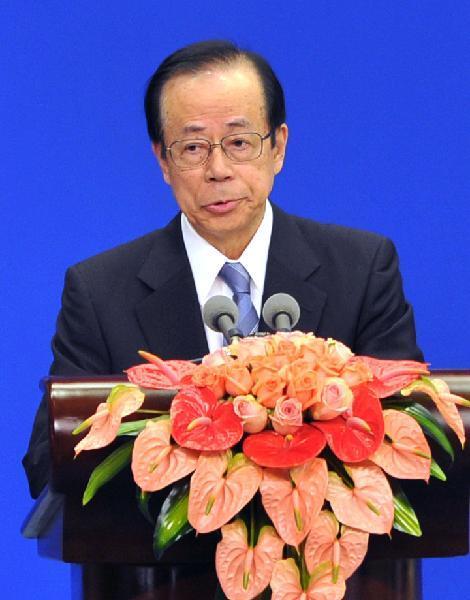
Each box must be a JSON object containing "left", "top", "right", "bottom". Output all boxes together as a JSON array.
[
  {"left": 117, "top": 414, "right": 170, "bottom": 437},
  {"left": 391, "top": 482, "right": 422, "bottom": 537},
  {"left": 430, "top": 459, "right": 447, "bottom": 481},
  {"left": 383, "top": 400, "right": 454, "bottom": 460},
  {"left": 153, "top": 482, "right": 193, "bottom": 558},
  {"left": 82, "top": 441, "right": 133, "bottom": 505}
]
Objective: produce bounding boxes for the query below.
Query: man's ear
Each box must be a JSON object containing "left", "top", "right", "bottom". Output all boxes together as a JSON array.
[
  {"left": 273, "top": 123, "right": 288, "bottom": 175},
  {"left": 151, "top": 143, "right": 171, "bottom": 185}
]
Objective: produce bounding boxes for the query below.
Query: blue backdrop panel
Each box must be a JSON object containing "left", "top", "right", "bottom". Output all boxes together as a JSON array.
[{"left": 2, "top": 2, "right": 468, "bottom": 598}]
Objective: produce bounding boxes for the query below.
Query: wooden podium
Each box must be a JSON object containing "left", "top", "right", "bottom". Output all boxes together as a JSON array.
[{"left": 23, "top": 371, "right": 470, "bottom": 599}]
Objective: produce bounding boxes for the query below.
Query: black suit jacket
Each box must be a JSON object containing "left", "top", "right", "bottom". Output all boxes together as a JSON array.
[{"left": 23, "top": 205, "right": 423, "bottom": 497}]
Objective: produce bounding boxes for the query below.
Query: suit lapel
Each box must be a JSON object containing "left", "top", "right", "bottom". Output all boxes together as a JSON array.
[
  {"left": 135, "top": 216, "right": 209, "bottom": 360},
  {"left": 260, "top": 205, "right": 327, "bottom": 334}
]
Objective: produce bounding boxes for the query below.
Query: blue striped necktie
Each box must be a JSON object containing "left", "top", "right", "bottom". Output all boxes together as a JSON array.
[{"left": 219, "top": 262, "right": 259, "bottom": 338}]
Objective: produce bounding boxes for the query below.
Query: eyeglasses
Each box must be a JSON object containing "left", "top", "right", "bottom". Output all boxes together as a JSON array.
[{"left": 166, "top": 132, "right": 271, "bottom": 169}]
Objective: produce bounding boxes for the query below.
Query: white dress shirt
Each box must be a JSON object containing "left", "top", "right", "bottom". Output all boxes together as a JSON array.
[{"left": 181, "top": 201, "right": 273, "bottom": 352}]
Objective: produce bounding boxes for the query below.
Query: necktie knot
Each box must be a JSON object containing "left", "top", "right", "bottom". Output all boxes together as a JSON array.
[{"left": 218, "top": 262, "right": 258, "bottom": 338}]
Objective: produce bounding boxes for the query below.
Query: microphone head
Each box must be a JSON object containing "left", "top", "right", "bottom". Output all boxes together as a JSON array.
[
  {"left": 262, "top": 293, "right": 301, "bottom": 331},
  {"left": 202, "top": 295, "right": 239, "bottom": 332}
]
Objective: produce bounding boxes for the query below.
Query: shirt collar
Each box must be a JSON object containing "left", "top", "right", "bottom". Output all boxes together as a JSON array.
[{"left": 181, "top": 200, "right": 273, "bottom": 302}]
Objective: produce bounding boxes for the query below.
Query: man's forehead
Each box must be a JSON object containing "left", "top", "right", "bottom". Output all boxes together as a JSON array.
[{"left": 160, "top": 63, "right": 267, "bottom": 132}]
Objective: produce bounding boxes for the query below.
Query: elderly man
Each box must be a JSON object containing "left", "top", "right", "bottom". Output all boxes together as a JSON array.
[{"left": 23, "top": 40, "right": 422, "bottom": 500}]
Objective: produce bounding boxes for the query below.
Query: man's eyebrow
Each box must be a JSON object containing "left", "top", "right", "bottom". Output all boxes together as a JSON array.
[
  {"left": 182, "top": 124, "right": 207, "bottom": 134},
  {"left": 181, "top": 118, "right": 252, "bottom": 135},
  {"left": 226, "top": 118, "right": 251, "bottom": 129}
]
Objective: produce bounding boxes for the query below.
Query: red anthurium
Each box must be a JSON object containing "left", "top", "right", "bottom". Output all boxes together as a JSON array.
[
  {"left": 314, "top": 387, "right": 384, "bottom": 462},
  {"left": 326, "top": 463, "right": 394, "bottom": 535},
  {"left": 126, "top": 351, "right": 196, "bottom": 389},
  {"left": 188, "top": 452, "right": 262, "bottom": 533},
  {"left": 370, "top": 409, "right": 431, "bottom": 481},
  {"left": 260, "top": 458, "right": 328, "bottom": 547},
  {"left": 351, "top": 356, "right": 429, "bottom": 398},
  {"left": 270, "top": 559, "right": 346, "bottom": 600},
  {"left": 215, "top": 520, "right": 284, "bottom": 600},
  {"left": 243, "top": 425, "right": 326, "bottom": 468},
  {"left": 171, "top": 386, "right": 243, "bottom": 451},
  {"left": 305, "top": 510, "right": 369, "bottom": 580}
]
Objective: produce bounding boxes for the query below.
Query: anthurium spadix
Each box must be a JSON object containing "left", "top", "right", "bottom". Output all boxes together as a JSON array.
[
  {"left": 215, "top": 520, "right": 284, "bottom": 600},
  {"left": 304, "top": 510, "right": 369, "bottom": 581},
  {"left": 326, "top": 463, "right": 394, "bottom": 535},
  {"left": 188, "top": 452, "right": 262, "bottom": 534},
  {"left": 270, "top": 558, "right": 346, "bottom": 600},
  {"left": 131, "top": 419, "right": 199, "bottom": 492},
  {"left": 370, "top": 409, "right": 431, "bottom": 481},
  {"left": 259, "top": 458, "right": 328, "bottom": 547},
  {"left": 73, "top": 385, "right": 145, "bottom": 455}
]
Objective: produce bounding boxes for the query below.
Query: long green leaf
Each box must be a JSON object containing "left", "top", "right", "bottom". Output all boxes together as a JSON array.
[
  {"left": 117, "top": 414, "right": 170, "bottom": 437},
  {"left": 383, "top": 400, "right": 454, "bottom": 460},
  {"left": 391, "top": 482, "right": 422, "bottom": 537},
  {"left": 82, "top": 441, "right": 133, "bottom": 505},
  {"left": 153, "top": 482, "right": 193, "bottom": 558}
]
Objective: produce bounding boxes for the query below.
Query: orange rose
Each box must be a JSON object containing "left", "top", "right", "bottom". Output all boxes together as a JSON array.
[
  {"left": 224, "top": 364, "right": 253, "bottom": 397},
  {"left": 340, "top": 360, "right": 372, "bottom": 388},
  {"left": 286, "top": 370, "right": 319, "bottom": 409},
  {"left": 191, "top": 364, "right": 225, "bottom": 400},
  {"left": 228, "top": 336, "right": 269, "bottom": 362},
  {"left": 252, "top": 372, "right": 286, "bottom": 408},
  {"left": 318, "top": 339, "right": 353, "bottom": 375}
]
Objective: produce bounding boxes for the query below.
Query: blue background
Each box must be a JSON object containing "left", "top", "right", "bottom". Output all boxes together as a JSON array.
[{"left": 2, "top": 2, "right": 468, "bottom": 598}]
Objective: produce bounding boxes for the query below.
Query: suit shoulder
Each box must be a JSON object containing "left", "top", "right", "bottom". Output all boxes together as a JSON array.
[
  {"left": 288, "top": 213, "right": 393, "bottom": 257},
  {"left": 70, "top": 229, "right": 161, "bottom": 276}
]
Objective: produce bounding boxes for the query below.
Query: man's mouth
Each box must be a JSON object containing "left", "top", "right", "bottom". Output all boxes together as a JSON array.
[{"left": 203, "top": 198, "right": 243, "bottom": 214}]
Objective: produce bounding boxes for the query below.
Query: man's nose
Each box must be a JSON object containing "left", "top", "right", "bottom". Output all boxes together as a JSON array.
[{"left": 204, "top": 145, "right": 234, "bottom": 181}]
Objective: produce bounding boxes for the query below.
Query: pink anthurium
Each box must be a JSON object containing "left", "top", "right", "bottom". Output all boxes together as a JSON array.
[
  {"left": 326, "top": 463, "right": 394, "bottom": 535},
  {"left": 304, "top": 510, "right": 369, "bottom": 581},
  {"left": 188, "top": 452, "right": 262, "bottom": 533},
  {"left": 171, "top": 386, "right": 243, "bottom": 451},
  {"left": 402, "top": 378, "right": 468, "bottom": 447},
  {"left": 370, "top": 409, "right": 431, "bottom": 481},
  {"left": 74, "top": 385, "right": 145, "bottom": 455},
  {"left": 131, "top": 419, "right": 199, "bottom": 491},
  {"left": 260, "top": 458, "right": 328, "bottom": 547},
  {"left": 126, "top": 350, "right": 196, "bottom": 389},
  {"left": 351, "top": 356, "right": 429, "bottom": 398},
  {"left": 215, "top": 520, "right": 284, "bottom": 600},
  {"left": 270, "top": 558, "right": 346, "bottom": 600},
  {"left": 243, "top": 425, "right": 326, "bottom": 468},
  {"left": 314, "top": 387, "right": 384, "bottom": 463}
]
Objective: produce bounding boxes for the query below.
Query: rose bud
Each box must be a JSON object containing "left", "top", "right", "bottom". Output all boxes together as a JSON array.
[
  {"left": 311, "top": 377, "right": 353, "bottom": 420},
  {"left": 270, "top": 397, "right": 303, "bottom": 435},
  {"left": 233, "top": 395, "right": 268, "bottom": 433}
]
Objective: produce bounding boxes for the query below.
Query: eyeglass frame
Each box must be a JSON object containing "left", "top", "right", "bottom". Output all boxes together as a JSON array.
[{"left": 165, "top": 131, "right": 272, "bottom": 170}]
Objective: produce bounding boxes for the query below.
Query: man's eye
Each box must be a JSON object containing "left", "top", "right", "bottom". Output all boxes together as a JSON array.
[
  {"left": 183, "top": 143, "right": 205, "bottom": 154},
  {"left": 227, "top": 138, "right": 251, "bottom": 151}
]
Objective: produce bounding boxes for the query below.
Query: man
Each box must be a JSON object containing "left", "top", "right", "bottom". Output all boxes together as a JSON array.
[{"left": 23, "top": 40, "right": 422, "bottom": 499}]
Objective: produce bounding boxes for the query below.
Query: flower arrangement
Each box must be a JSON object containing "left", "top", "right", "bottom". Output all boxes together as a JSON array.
[{"left": 73, "top": 332, "right": 468, "bottom": 599}]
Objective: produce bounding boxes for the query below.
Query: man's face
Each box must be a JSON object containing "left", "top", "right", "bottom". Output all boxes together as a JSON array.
[{"left": 153, "top": 62, "right": 288, "bottom": 259}]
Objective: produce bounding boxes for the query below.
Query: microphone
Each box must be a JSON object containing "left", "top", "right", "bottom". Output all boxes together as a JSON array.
[
  {"left": 262, "top": 293, "right": 301, "bottom": 332},
  {"left": 202, "top": 295, "right": 243, "bottom": 343}
]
